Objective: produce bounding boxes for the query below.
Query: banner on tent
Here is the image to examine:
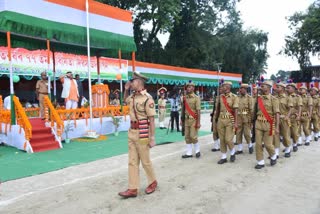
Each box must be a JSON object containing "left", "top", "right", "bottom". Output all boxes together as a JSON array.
[{"left": 0, "top": 47, "right": 128, "bottom": 80}]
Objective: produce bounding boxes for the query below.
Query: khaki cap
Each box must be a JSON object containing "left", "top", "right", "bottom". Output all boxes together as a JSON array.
[
  {"left": 240, "top": 83, "right": 249, "bottom": 88},
  {"left": 132, "top": 72, "right": 148, "bottom": 82},
  {"left": 222, "top": 81, "right": 232, "bottom": 86},
  {"left": 260, "top": 80, "right": 273, "bottom": 87}
]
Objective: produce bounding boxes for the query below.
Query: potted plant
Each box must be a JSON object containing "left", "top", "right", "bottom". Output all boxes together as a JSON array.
[
  {"left": 64, "top": 119, "right": 74, "bottom": 143},
  {"left": 111, "top": 115, "right": 122, "bottom": 136}
]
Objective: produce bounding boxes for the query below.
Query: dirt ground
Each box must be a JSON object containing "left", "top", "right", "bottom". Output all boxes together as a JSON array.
[{"left": 1, "top": 113, "right": 320, "bottom": 214}]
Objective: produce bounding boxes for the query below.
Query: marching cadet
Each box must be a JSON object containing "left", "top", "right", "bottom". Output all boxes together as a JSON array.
[
  {"left": 157, "top": 87, "right": 168, "bottom": 129},
  {"left": 216, "top": 81, "right": 239, "bottom": 164},
  {"left": 235, "top": 83, "right": 253, "bottom": 154},
  {"left": 309, "top": 86, "right": 320, "bottom": 142},
  {"left": 211, "top": 87, "right": 223, "bottom": 152},
  {"left": 254, "top": 80, "right": 279, "bottom": 169},
  {"left": 119, "top": 72, "right": 157, "bottom": 198},
  {"left": 181, "top": 81, "right": 201, "bottom": 158},
  {"left": 274, "top": 82, "right": 293, "bottom": 158},
  {"left": 286, "top": 82, "right": 302, "bottom": 152},
  {"left": 298, "top": 85, "right": 313, "bottom": 146},
  {"left": 251, "top": 84, "right": 258, "bottom": 144},
  {"left": 110, "top": 89, "right": 121, "bottom": 106}
]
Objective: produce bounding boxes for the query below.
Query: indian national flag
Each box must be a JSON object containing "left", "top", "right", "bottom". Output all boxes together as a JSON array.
[{"left": 0, "top": 0, "right": 136, "bottom": 51}]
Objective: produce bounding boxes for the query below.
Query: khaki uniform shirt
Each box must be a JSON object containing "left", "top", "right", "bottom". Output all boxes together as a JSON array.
[
  {"left": 126, "top": 90, "right": 156, "bottom": 121},
  {"left": 184, "top": 93, "right": 201, "bottom": 118},
  {"left": 238, "top": 94, "right": 252, "bottom": 122},
  {"left": 256, "top": 94, "right": 280, "bottom": 118},
  {"left": 312, "top": 95, "right": 319, "bottom": 114},
  {"left": 289, "top": 93, "right": 302, "bottom": 115},
  {"left": 110, "top": 98, "right": 120, "bottom": 106},
  {"left": 219, "top": 92, "right": 239, "bottom": 115},
  {"left": 277, "top": 93, "right": 293, "bottom": 115},
  {"left": 158, "top": 98, "right": 167, "bottom": 108},
  {"left": 36, "top": 80, "right": 49, "bottom": 94},
  {"left": 301, "top": 94, "right": 313, "bottom": 113}
]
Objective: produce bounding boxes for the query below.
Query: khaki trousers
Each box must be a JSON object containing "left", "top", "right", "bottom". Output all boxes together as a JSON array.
[
  {"left": 236, "top": 115, "right": 251, "bottom": 145},
  {"left": 128, "top": 130, "right": 156, "bottom": 189},
  {"left": 300, "top": 115, "right": 311, "bottom": 136},
  {"left": 310, "top": 114, "right": 320, "bottom": 133},
  {"left": 290, "top": 117, "right": 300, "bottom": 144},
  {"left": 217, "top": 117, "right": 234, "bottom": 153},
  {"left": 159, "top": 109, "right": 166, "bottom": 122},
  {"left": 255, "top": 120, "right": 275, "bottom": 161},
  {"left": 273, "top": 118, "right": 291, "bottom": 148},
  {"left": 39, "top": 93, "right": 46, "bottom": 118},
  {"left": 185, "top": 117, "right": 198, "bottom": 144}
]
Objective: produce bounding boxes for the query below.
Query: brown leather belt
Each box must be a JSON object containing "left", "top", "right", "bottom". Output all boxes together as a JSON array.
[
  {"left": 40, "top": 92, "right": 48, "bottom": 95},
  {"left": 130, "top": 119, "right": 149, "bottom": 129}
]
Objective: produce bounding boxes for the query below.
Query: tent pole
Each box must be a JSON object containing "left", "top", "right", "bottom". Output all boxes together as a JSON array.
[
  {"left": 46, "top": 40, "right": 51, "bottom": 100},
  {"left": 97, "top": 54, "right": 100, "bottom": 84},
  {"left": 7, "top": 32, "right": 16, "bottom": 125},
  {"left": 52, "top": 50, "right": 56, "bottom": 102},
  {"left": 86, "top": 0, "right": 93, "bottom": 132},
  {"left": 118, "top": 49, "right": 123, "bottom": 110}
]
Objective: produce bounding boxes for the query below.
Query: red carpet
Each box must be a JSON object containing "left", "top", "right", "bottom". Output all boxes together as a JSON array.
[{"left": 29, "top": 118, "right": 61, "bottom": 152}]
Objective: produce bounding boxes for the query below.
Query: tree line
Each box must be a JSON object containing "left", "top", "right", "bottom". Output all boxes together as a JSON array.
[{"left": 97, "top": 0, "right": 269, "bottom": 83}]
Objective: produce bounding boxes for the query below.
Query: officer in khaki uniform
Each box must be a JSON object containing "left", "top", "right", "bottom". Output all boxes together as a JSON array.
[
  {"left": 36, "top": 71, "right": 50, "bottom": 119},
  {"left": 298, "top": 86, "right": 313, "bottom": 145},
  {"left": 157, "top": 87, "right": 167, "bottom": 129},
  {"left": 216, "top": 81, "right": 239, "bottom": 164},
  {"left": 254, "top": 80, "right": 280, "bottom": 169},
  {"left": 309, "top": 86, "right": 320, "bottom": 141},
  {"left": 236, "top": 83, "right": 253, "bottom": 154},
  {"left": 286, "top": 83, "right": 302, "bottom": 152},
  {"left": 181, "top": 81, "right": 201, "bottom": 158},
  {"left": 211, "top": 87, "right": 223, "bottom": 152},
  {"left": 274, "top": 82, "right": 293, "bottom": 158},
  {"left": 110, "top": 89, "right": 121, "bottom": 106},
  {"left": 119, "top": 72, "right": 157, "bottom": 198},
  {"left": 251, "top": 84, "right": 258, "bottom": 144}
]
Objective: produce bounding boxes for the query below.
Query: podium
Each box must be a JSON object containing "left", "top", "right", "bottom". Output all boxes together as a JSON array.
[{"left": 92, "top": 84, "right": 110, "bottom": 108}]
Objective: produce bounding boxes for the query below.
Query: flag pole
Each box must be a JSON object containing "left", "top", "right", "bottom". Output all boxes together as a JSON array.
[
  {"left": 7, "top": 32, "right": 16, "bottom": 125},
  {"left": 86, "top": 0, "right": 93, "bottom": 132}
]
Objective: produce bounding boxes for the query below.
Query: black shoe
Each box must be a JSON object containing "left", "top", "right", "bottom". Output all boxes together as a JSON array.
[
  {"left": 297, "top": 144, "right": 302, "bottom": 147},
  {"left": 305, "top": 142, "right": 310, "bottom": 146},
  {"left": 177, "top": 130, "right": 181, "bottom": 132},
  {"left": 159, "top": 127, "right": 163, "bottom": 129},
  {"left": 195, "top": 152, "right": 201, "bottom": 158},
  {"left": 182, "top": 154, "right": 193, "bottom": 159},
  {"left": 255, "top": 164, "right": 265, "bottom": 169},
  {"left": 293, "top": 146, "right": 298, "bottom": 152},
  {"left": 234, "top": 142, "right": 238, "bottom": 145},
  {"left": 270, "top": 158, "right": 277, "bottom": 166},
  {"left": 217, "top": 158, "right": 227, "bottom": 164},
  {"left": 230, "top": 154, "right": 236, "bottom": 162},
  {"left": 235, "top": 151, "right": 243, "bottom": 155},
  {"left": 249, "top": 147, "right": 254, "bottom": 154},
  {"left": 314, "top": 137, "right": 318, "bottom": 141},
  {"left": 282, "top": 149, "right": 286, "bottom": 152},
  {"left": 211, "top": 148, "right": 220, "bottom": 152},
  {"left": 284, "top": 152, "right": 291, "bottom": 158}
]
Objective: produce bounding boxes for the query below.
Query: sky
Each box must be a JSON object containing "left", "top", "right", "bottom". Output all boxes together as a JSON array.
[
  {"left": 237, "top": 0, "right": 318, "bottom": 78},
  {"left": 157, "top": 0, "right": 318, "bottom": 78}
]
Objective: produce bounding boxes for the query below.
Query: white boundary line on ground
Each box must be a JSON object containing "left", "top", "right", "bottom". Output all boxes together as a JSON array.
[{"left": 0, "top": 137, "right": 212, "bottom": 207}]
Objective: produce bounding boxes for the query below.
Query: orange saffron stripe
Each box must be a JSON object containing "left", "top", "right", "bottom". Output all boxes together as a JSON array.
[
  {"left": 128, "top": 60, "right": 242, "bottom": 77},
  {"left": 45, "top": 0, "right": 132, "bottom": 23}
]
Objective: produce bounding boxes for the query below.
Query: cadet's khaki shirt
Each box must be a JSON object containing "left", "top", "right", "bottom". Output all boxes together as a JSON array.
[
  {"left": 36, "top": 80, "right": 49, "bottom": 94},
  {"left": 312, "top": 95, "right": 319, "bottom": 114},
  {"left": 126, "top": 90, "right": 156, "bottom": 121},
  {"left": 184, "top": 93, "right": 201, "bottom": 117},
  {"left": 301, "top": 94, "right": 313, "bottom": 112},
  {"left": 238, "top": 94, "right": 252, "bottom": 113},
  {"left": 158, "top": 98, "right": 167, "bottom": 108},
  {"left": 219, "top": 92, "right": 239, "bottom": 115},
  {"left": 289, "top": 93, "right": 302, "bottom": 115},
  {"left": 256, "top": 94, "right": 280, "bottom": 117},
  {"left": 277, "top": 93, "right": 293, "bottom": 115}
]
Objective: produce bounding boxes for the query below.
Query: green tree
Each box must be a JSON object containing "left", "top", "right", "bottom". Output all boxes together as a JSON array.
[{"left": 284, "top": 1, "right": 320, "bottom": 67}]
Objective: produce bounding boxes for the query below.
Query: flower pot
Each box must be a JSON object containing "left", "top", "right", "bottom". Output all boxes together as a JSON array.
[{"left": 65, "top": 138, "right": 71, "bottom": 144}]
